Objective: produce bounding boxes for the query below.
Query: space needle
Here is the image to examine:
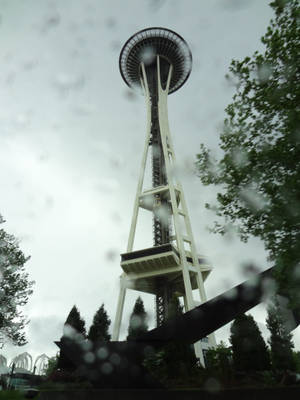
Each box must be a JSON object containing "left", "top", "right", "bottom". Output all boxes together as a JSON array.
[{"left": 112, "top": 28, "right": 215, "bottom": 365}]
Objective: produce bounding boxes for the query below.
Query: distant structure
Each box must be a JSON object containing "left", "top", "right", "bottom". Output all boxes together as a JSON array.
[
  {"left": 112, "top": 27, "right": 215, "bottom": 364},
  {"left": 33, "top": 354, "right": 49, "bottom": 375},
  {"left": 0, "top": 355, "right": 7, "bottom": 367},
  {"left": 5, "top": 353, "right": 49, "bottom": 375},
  {"left": 10, "top": 352, "right": 32, "bottom": 373},
  {"left": 0, "top": 355, "right": 8, "bottom": 374}
]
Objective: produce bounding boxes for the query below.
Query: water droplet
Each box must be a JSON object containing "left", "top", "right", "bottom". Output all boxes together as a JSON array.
[
  {"left": 97, "top": 347, "right": 108, "bottom": 360},
  {"left": 110, "top": 353, "right": 121, "bottom": 366},
  {"left": 204, "top": 377, "right": 221, "bottom": 393},
  {"left": 101, "top": 361, "right": 113, "bottom": 374},
  {"left": 84, "top": 352, "right": 95, "bottom": 364},
  {"left": 140, "top": 46, "right": 156, "bottom": 66}
]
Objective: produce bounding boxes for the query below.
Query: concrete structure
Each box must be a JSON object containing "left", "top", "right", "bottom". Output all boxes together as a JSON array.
[{"left": 112, "top": 28, "right": 215, "bottom": 365}]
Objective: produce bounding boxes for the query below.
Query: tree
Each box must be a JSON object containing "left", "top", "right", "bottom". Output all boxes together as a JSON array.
[
  {"left": 57, "top": 305, "right": 86, "bottom": 372},
  {"left": 153, "top": 295, "right": 197, "bottom": 379},
  {"left": 230, "top": 313, "right": 270, "bottom": 372},
  {"left": 0, "top": 214, "right": 34, "bottom": 348},
  {"left": 266, "top": 296, "right": 295, "bottom": 370},
  {"left": 293, "top": 351, "right": 300, "bottom": 373},
  {"left": 167, "top": 293, "right": 184, "bottom": 320},
  {"left": 88, "top": 303, "right": 111, "bottom": 342},
  {"left": 205, "top": 341, "right": 232, "bottom": 379},
  {"left": 63, "top": 305, "right": 86, "bottom": 339},
  {"left": 43, "top": 354, "right": 59, "bottom": 378},
  {"left": 127, "top": 296, "right": 148, "bottom": 340},
  {"left": 196, "top": 0, "right": 300, "bottom": 306}
]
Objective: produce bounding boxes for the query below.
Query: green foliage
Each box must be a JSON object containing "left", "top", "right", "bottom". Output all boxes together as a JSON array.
[
  {"left": 0, "top": 392, "right": 24, "bottom": 400},
  {"left": 145, "top": 295, "right": 197, "bottom": 381},
  {"left": 43, "top": 354, "right": 59, "bottom": 378},
  {"left": 57, "top": 305, "right": 86, "bottom": 372},
  {"left": 266, "top": 296, "right": 296, "bottom": 370},
  {"left": 196, "top": 0, "right": 300, "bottom": 306},
  {"left": 164, "top": 296, "right": 197, "bottom": 377},
  {"left": 64, "top": 305, "right": 86, "bottom": 338},
  {"left": 88, "top": 303, "right": 111, "bottom": 342},
  {"left": 292, "top": 351, "right": 300, "bottom": 373},
  {"left": 127, "top": 296, "right": 148, "bottom": 340},
  {"left": 167, "top": 293, "right": 184, "bottom": 319},
  {"left": 205, "top": 341, "right": 232, "bottom": 376},
  {"left": 0, "top": 215, "right": 34, "bottom": 348},
  {"left": 39, "top": 379, "right": 92, "bottom": 391},
  {"left": 230, "top": 313, "right": 271, "bottom": 372}
]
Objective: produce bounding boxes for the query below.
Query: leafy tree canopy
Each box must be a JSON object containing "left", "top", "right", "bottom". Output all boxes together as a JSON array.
[
  {"left": 0, "top": 215, "right": 34, "bottom": 348},
  {"left": 88, "top": 303, "right": 111, "bottom": 342},
  {"left": 230, "top": 313, "right": 270, "bottom": 372},
  {"left": 205, "top": 341, "right": 232, "bottom": 372},
  {"left": 266, "top": 296, "right": 296, "bottom": 370},
  {"left": 43, "top": 354, "right": 59, "bottom": 378},
  {"left": 160, "top": 295, "right": 196, "bottom": 377},
  {"left": 144, "top": 295, "right": 197, "bottom": 381},
  {"left": 196, "top": 0, "right": 300, "bottom": 305}
]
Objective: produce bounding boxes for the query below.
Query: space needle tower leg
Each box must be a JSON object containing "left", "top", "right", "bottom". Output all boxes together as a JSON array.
[{"left": 112, "top": 276, "right": 127, "bottom": 341}]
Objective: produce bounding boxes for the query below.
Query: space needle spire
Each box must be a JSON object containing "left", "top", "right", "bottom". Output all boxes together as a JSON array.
[{"left": 112, "top": 28, "right": 215, "bottom": 365}]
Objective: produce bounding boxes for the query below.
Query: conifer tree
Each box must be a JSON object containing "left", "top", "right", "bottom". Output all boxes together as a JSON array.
[
  {"left": 167, "top": 293, "right": 184, "bottom": 320},
  {"left": 266, "top": 296, "right": 295, "bottom": 371},
  {"left": 127, "top": 296, "right": 148, "bottom": 340},
  {"left": 57, "top": 305, "right": 86, "bottom": 372},
  {"left": 230, "top": 313, "right": 270, "bottom": 372},
  {"left": 63, "top": 305, "right": 86, "bottom": 339},
  {"left": 88, "top": 303, "right": 111, "bottom": 342}
]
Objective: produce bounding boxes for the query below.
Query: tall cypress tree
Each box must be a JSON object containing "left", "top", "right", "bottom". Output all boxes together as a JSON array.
[
  {"left": 230, "top": 313, "right": 270, "bottom": 372},
  {"left": 63, "top": 305, "right": 86, "bottom": 339},
  {"left": 57, "top": 305, "right": 86, "bottom": 372},
  {"left": 266, "top": 296, "right": 295, "bottom": 371},
  {"left": 88, "top": 304, "right": 111, "bottom": 342},
  {"left": 127, "top": 296, "right": 148, "bottom": 340}
]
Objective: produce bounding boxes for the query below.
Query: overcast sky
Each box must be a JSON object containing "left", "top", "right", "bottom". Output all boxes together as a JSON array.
[{"left": 1, "top": 0, "right": 299, "bottom": 364}]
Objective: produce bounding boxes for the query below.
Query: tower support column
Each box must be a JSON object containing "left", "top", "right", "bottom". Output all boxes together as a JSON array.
[{"left": 112, "top": 276, "right": 127, "bottom": 341}]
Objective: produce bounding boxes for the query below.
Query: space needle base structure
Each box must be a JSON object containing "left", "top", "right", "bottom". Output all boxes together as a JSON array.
[{"left": 112, "top": 28, "right": 216, "bottom": 365}]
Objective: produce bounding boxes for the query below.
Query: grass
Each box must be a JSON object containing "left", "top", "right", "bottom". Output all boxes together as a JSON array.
[{"left": 0, "top": 391, "right": 25, "bottom": 400}]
